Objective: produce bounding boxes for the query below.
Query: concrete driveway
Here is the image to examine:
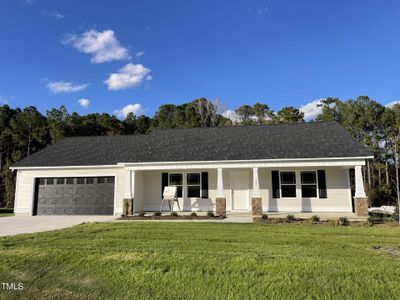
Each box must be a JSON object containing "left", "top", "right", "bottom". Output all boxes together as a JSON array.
[{"left": 0, "top": 215, "right": 115, "bottom": 237}]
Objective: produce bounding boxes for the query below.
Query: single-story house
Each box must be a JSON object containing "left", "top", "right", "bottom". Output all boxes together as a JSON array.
[{"left": 11, "top": 121, "right": 373, "bottom": 217}]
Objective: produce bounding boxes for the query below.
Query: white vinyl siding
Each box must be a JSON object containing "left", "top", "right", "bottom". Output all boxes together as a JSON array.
[
  {"left": 14, "top": 167, "right": 126, "bottom": 216},
  {"left": 142, "top": 170, "right": 216, "bottom": 212},
  {"left": 14, "top": 165, "right": 353, "bottom": 215},
  {"left": 262, "top": 167, "right": 352, "bottom": 212}
]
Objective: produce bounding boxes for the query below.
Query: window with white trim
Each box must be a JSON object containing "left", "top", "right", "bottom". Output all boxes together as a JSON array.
[
  {"left": 280, "top": 172, "right": 296, "bottom": 197},
  {"left": 169, "top": 173, "right": 183, "bottom": 197},
  {"left": 301, "top": 171, "right": 318, "bottom": 198},
  {"left": 187, "top": 173, "right": 201, "bottom": 197}
]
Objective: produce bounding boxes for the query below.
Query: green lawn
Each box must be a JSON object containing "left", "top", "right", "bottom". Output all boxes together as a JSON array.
[
  {"left": 0, "top": 208, "right": 14, "bottom": 217},
  {"left": 0, "top": 222, "right": 399, "bottom": 299}
]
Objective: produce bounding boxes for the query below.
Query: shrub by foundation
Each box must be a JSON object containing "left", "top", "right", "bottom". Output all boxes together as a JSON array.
[
  {"left": 286, "top": 214, "right": 295, "bottom": 222},
  {"left": 339, "top": 217, "right": 350, "bottom": 226},
  {"left": 311, "top": 215, "right": 320, "bottom": 223}
]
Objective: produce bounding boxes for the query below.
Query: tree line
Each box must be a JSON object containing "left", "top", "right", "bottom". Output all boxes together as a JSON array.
[{"left": 0, "top": 96, "right": 399, "bottom": 210}]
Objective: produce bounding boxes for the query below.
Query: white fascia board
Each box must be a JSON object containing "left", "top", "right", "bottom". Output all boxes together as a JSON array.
[
  {"left": 122, "top": 157, "right": 372, "bottom": 171},
  {"left": 10, "top": 165, "right": 122, "bottom": 171},
  {"left": 10, "top": 156, "right": 373, "bottom": 171}
]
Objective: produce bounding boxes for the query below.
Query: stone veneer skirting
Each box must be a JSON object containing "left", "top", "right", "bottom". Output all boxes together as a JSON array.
[
  {"left": 354, "top": 197, "right": 368, "bottom": 217},
  {"left": 251, "top": 197, "right": 262, "bottom": 216},
  {"left": 123, "top": 198, "right": 134, "bottom": 216},
  {"left": 216, "top": 198, "right": 226, "bottom": 217}
]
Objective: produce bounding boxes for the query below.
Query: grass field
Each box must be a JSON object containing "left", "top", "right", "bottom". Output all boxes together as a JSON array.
[{"left": 0, "top": 222, "right": 399, "bottom": 299}]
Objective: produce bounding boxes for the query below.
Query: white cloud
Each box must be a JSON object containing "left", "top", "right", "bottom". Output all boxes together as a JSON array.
[
  {"left": 135, "top": 51, "right": 145, "bottom": 59},
  {"left": 78, "top": 98, "right": 90, "bottom": 108},
  {"left": 49, "top": 10, "right": 65, "bottom": 20},
  {"left": 105, "top": 63, "right": 152, "bottom": 91},
  {"left": 41, "top": 10, "right": 65, "bottom": 20},
  {"left": 222, "top": 109, "right": 240, "bottom": 122},
  {"left": 47, "top": 81, "right": 89, "bottom": 94},
  {"left": 299, "top": 99, "right": 325, "bottom": 121},
  {"left": 114, "top": 103, "right": 143, "bottom": 118},
  {"left": 385, "top": 100, "right": 400, "bottom": 108},
  {"left": 63, "top": 29, "right": 130, "bottom": 63}
]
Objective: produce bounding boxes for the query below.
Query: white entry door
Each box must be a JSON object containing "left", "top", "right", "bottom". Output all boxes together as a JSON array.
[{"left": 230, "top": 171, "right": 249, "bottom": 210}]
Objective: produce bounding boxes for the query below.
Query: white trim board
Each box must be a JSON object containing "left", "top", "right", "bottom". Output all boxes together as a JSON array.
[
  {"left": 124, "top": 159, "right": 368, "bottom": 171},
  {"left": 11, "top": 165, "right": 121, "bottom": 171},
  {"left": 11, "top": 156, "right": 372, "bottom": 171}
]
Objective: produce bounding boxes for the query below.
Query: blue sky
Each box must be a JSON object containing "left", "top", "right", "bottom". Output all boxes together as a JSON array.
[{"left": 0, "top": 0, "right": 399, "bottom": 120}]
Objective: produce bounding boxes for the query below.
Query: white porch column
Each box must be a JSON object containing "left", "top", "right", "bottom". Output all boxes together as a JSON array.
[
  {"left": 251, "top": 167, "right": 262, "bottom": 215},
  {"left": 123, "top": 170, "right": 135, "bottom": 216},
  {"left": 217, "top": 168, "right": 224, "bottom": 197},
  {"left": 216, "top": 168, "right": 226, "bottom": 216},
  {"left": 252, "top": 167, "right": 260, "bottom": 197},
  {"left": 354, "top": 166, "right": 366, "bottom": 197},
  {"left": 124, "top": 170, "right": 135, "bottom": 199}
]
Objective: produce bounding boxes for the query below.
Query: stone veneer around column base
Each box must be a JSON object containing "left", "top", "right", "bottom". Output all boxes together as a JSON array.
[
  {"left": 252, "top": 197, "right": 262, "bottom": 216},
  {"left": 122, "top": 198, "right": 134, "bottom": 216},
  {"left": 354, "top": 197, "right": 368, "bottom": 217},
  {"left": 216, "top": 197, "right": 226, "bottom": 217}
]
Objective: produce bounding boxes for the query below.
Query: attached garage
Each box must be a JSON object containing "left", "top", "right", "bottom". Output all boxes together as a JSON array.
[{"left": 33, "top": 176, "right": 115, "bottom": 215}]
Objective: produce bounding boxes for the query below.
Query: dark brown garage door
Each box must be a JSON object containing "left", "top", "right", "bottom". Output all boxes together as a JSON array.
[{"left": 33, "top": 177, "right": 115, "bottom": 215}]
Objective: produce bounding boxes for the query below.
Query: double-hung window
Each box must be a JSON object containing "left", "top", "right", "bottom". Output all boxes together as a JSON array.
[
  {"left": 301, "top": 171, "right": 318, "bottom": 197},
  {"left": 280, "top": 172, "right": 296, "bottom": 197},
  {"left": 187, "top": 173, "right": 201, "bottom": 197},
  {"left": 169, "top": 173, "right": 183, "bottom": 197}
]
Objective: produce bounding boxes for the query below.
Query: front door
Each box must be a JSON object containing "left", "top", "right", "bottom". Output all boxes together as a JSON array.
[{"left": 230, "top": 171, "right": 249, "bottom": 210}]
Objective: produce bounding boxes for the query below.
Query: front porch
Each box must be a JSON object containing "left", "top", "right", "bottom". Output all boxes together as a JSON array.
[{"left": 119, "top": 158, "right": 369, "bottom": 217}]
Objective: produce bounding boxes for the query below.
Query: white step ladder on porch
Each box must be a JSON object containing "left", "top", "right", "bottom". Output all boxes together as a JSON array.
[{"left": 160, "top": 186, "right": 181, "bottom": 212}]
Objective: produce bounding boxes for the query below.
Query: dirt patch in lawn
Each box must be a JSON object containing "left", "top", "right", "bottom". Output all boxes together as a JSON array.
[
  {"left": 371, "top": 245, "right": 400, "bottom": 257},
  {"left": 254, "top": 217, "right": 399, "bottom": 227}
]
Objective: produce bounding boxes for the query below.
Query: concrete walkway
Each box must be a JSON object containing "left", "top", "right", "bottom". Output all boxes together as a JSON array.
[{"left": 0, "top": 215, "right": 115, "bottom": 237}]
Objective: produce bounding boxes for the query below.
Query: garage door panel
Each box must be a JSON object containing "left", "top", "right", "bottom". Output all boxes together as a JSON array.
[
  {"left": 55, "top": 190, "right": 65, "bottom": 197},
  {"left": 43, "top": 206, "right": 55, "bottom": 215},
  {"left": 64, "top": 206, "right": 73, "bottom": 215},
  {"left": 35, "top": 177, "right": 114, "bottom": 215},
  {"left": 54, "top": 206, "right": 65, "bottom": 215}
]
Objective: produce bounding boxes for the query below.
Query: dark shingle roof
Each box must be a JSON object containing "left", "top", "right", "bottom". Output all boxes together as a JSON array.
[{"left": 12, "top": 122, "right": 372, "bottom": 167}]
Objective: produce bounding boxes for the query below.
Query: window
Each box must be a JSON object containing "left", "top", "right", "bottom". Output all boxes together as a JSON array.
[
  {"left": 301, "top": 171, "right": 318, "bottom": 198},
  {"left": 56, "top": 178, "right": 65, "bottom": 185},
  {"left": 46, "top": 178, "right": 54, "bottom": 185},
  {"left": 169, "top": 173, "right": 183, "bottom": 197},
  {"left": 107, "top": 177, "right": 115, "bottom": 184},
  {"left": 86, "top": 177, "right": 94, "bottom": 184},
  {"left": 187, "top": 173, "right": 201, "bottom": 197},
  {"left": 38, "top": 178, "right": 46, "bottom": 185},
  {"left": 66, "top": 178, "right": 74, "bottom": 184},
  {"left": 280, "top": 172, "right": 296, "bottom": 197},
  {"left": 97, "top": 177, "right": 105, "bottom": 184},
  {"left": 77, "top": 178, "right": 85, "bottom": 184}
]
